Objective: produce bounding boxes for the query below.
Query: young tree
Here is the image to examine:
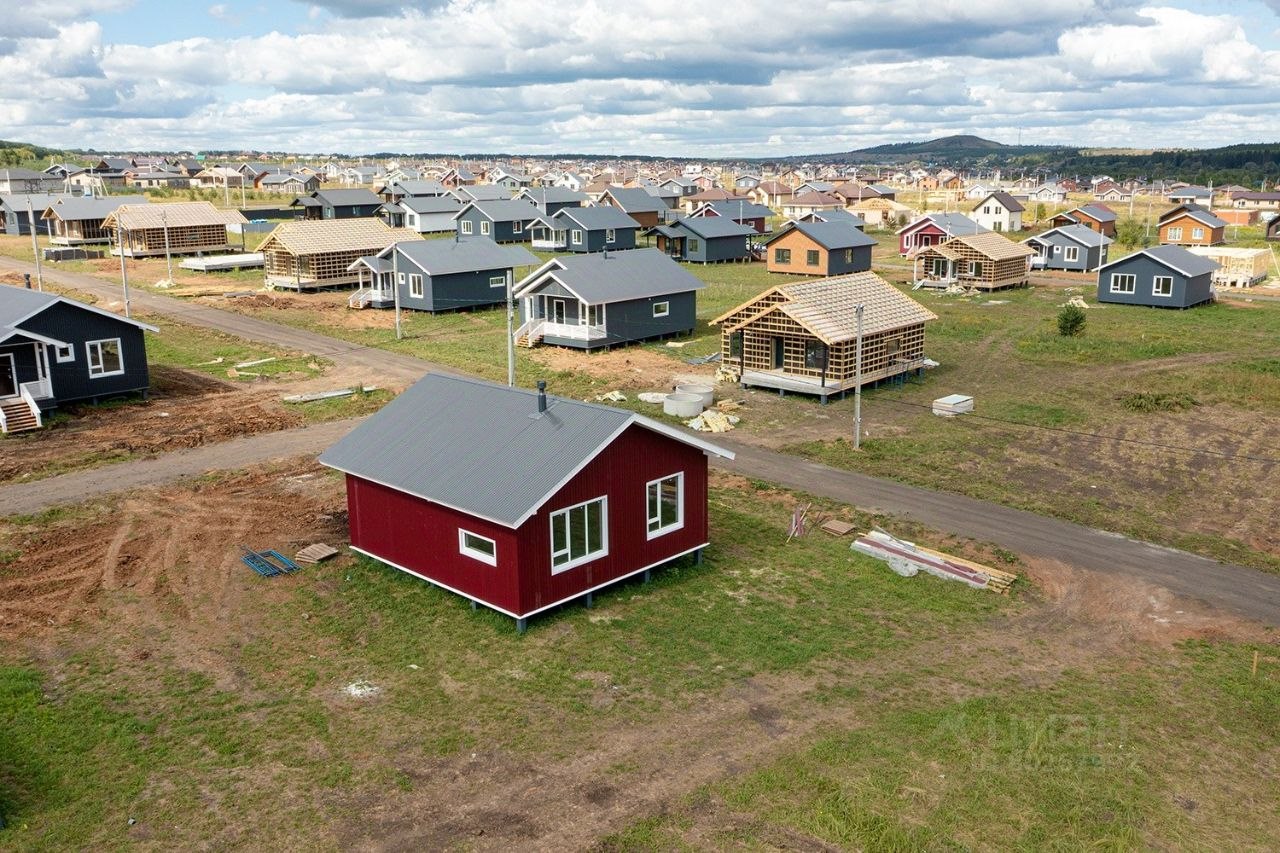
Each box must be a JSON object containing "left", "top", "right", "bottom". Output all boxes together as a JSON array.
[
  {"left": 1114, "top": 217, "right": 1150, "bottom": 249},
  {"left": 1057, "top": 304, "right": 1087, "bottom": 337}
]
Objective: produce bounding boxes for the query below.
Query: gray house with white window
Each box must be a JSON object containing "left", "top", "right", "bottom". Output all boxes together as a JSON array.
[
  {"left": 1, "top": 283, "right": 156, "bottom": 432},
  {"left": 513, "top": 248, "right": 704, "bottom": 350},
  {"left": 349, "top": 237, "right": 537, "bottom": 312},
  {"left": 530, "top": 206, "right": 641, "bottom": 253},
  {"left": 648, "top": 216, "right": 755, "bottom": 263},
  {"left": 1095, "top": 245, "right": 1218, "bottom": 308},
  {"left": 514, "top": 187, "right": 588, "bottom": 217},
  {"left": 380, "top": 195, "right": 462, "bottom": 233},
  {"left": 1023, "top": 224, "right": 1112, "bottom": 272},
  {"left": 454, "top": 199, "right": 542, "bottom": 243}
]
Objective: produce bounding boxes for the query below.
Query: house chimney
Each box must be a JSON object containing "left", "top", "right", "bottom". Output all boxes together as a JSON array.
[{"left": 536, "top": 379, "right": 547, "bottom": 413}]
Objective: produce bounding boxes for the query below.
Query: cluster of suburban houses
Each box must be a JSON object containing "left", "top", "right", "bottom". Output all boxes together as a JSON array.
[{"left": 5, "top": 153, "right": 1279, "bottom": 628}]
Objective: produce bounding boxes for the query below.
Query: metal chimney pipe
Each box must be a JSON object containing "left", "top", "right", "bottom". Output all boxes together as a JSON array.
[{"left": 536, "top": 380, "right": 547, "bottom": 413}]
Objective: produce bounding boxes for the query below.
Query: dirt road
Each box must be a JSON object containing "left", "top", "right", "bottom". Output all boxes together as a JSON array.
[{"left": 4, "top": 256, "right": 1280, "bottom": 626}]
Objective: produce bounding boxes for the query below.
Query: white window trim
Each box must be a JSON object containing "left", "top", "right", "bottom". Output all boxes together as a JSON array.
[
  {"left": 1110, "top": 273, "right": 1136, "bottom": 294},
  {"left": 409, "top": 274, "right": 424, "bottom": 299},
  {"left": 1167, "top": 226, "right": 1182, "bottom": 241},
  {"left": 571, "top": 229, "right": 583, "bottom": 245},
  {"left": 1191, "top": 227, "right": 1204, "bottom": 240},
  {"left": 489, "top": 274, "right": 506, "bottom": 288},
  {"left": 55, "top": 344, "right": 75, "bottom": 363},
  {"left": 1064, "top": 246, "right": 1079, "bottom": 262},
  {"left": 460, "top": 219, "right": 473, "bottom": 235},
  {"left": 549, "top": 495, "right": 609, "bottom": 574},
  {"left": 653, "top": 301, "right": 670, "bottom": 318},
  {"left": 458, "top": 529, "right": 497, "bottom": 566},
  {"left": 512, "top": 220, "right": 522, "bottom": 233},
  {"left": 1152, "top": 275, "right": 1174, "bottom": 298},
  {"left": 605, "top": 228, "right": 616, "bottom": 243},
  {"left": 480, "top": 220, "right": 491, "bottom": 236},
  {"left": 86, "top": 338, "right": 124, "bottom": 378},
  {"left": 646, "top": 472, "right": 684, "bottom": 540}
]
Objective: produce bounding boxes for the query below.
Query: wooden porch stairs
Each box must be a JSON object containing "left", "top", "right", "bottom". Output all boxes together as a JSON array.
[
  {"left": 515, "top": 332, "right": 542, "bottom": 348},
  {"left": 0, "top": 398, "right": 40, "bottom": 434}
]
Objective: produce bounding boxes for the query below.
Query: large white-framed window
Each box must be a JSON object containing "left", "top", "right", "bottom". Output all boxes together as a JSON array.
[
  {"left": 460, "top": 219, "right": 473, "bottom": 235},
  {"left": 480, "top": 220, "right": 491, "bottom": 236},
  {"left": 458, "top": 529, "right": 497, "bottom": 566},
  {"left": 652, "top": 301, "right": 670, "bottom": 318},
  {"left": 1152, "top": 275, "right": 1173, "bottom": 297},
  {"left": 489, "top": 274, "right": 506, "bottom": 289},
  {"left": 1064, "top": 246, "right": 1079, "bottom": 262},
  {"left": 587, "top": 303, "right": 605, "bottom": 326},
  {"left": 550, "top": 496, "right": 608, "bottom": 573},
  {"left": 1191, "top": 227, "right": 1204, "bottom": 240},
  {"left": 646, "top": 472, "right": 684, "bottom": 538},
  {"left": 1110, "top": 273, "right": 1136, "bottom": 294},
  {"left": 409, "top": 274, "right": 424, "bottom": 298},
  {"left": 1167, "top": 226, "right": 1182, "bottom": 241},
  {"left": 86, "top": 338, "right": 124, "bottom": 378},
  {"left": 571, "top": 229, "right": 583, "bottom": 245},
  {"left": 55, "top": 344, "right": 75, "bottom": 363}
]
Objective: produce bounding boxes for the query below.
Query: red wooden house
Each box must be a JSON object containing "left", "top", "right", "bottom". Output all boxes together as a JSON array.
[
  {"left": 896, "top": 213, "right": 986, "bottom": 255},
  {"left": 319, "top": 374, "right": 733, "bottom": 630}
]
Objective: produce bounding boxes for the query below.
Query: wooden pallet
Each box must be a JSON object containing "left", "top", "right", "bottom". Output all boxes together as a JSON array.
[
  {"left": 295, "top": 543, "right": 340, "bottom": 564},
  {"left": 819, "top": 519, "right": 856, "bottom": 536}
]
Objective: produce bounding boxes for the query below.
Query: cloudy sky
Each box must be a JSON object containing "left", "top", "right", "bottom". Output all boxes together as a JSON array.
[{"left": 2, "top": 0, "right": 1279, "bottom": 157}]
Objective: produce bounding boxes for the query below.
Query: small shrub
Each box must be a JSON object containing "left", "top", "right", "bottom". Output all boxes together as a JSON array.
[
  {"left": 1057, "top": 304, "right": 1087, "bottom": 337},
  {"left": 1119, "top": 391, "right": 1199, "bottom": 413}
]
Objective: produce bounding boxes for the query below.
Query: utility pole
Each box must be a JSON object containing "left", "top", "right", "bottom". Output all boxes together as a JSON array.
[
  {"left": 161, "top": 209, "right": 174, "bottom": 284},
  {"left": 117, "top": 225, "right": 132, "bottom": 319},
  {"left": 853, "top": 303, "right": 864, "bottom": 450},
  {"left": 392, "top": 243, "right": 402, "bottom": 341},
  {"left": 26, "top": 197, "right": 44, "bottom": 291},
  {"left": 506, "top": 269, "right": 516, "bottom": 387},
  {"left": 223, "top": 172, "right": 230, "bottom": 207}
]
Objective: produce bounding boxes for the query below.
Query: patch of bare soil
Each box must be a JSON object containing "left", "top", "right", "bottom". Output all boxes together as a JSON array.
[
  {"left": 0, "top": 461, "right": 348, "bottom": 679},
  {"left": 0, "top": 366, "right": 306, "bottom": 484},
  {"left": 530, "top": 344, "right": 717, "bottom": 393},
  {"left": 212, "top": 290, "right": 402, "bottom": 330}
]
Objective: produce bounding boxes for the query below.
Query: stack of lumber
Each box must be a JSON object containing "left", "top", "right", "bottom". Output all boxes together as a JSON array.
[
  {"left": 852, "top": 529, "right": 1017, "bottom": 593},
  {"left": 295, "top": 543, "right": 340, "bottom": 564}
]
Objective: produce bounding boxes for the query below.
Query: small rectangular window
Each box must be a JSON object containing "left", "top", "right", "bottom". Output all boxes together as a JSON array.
[
  {"left": 774, "top": 248, "right": 791, "bottom": 264},
  {"left": 458, "top": 529, "right": 497, "bottom": 566},
  {"left": 409, "top": 274, "right": 424, "bottom": 298},
  {"left": 1064, "top": 246, "right": 1079, "bottom": 262},
  {"left": 605, "top": 228, "right": 615, "bottom": 243},
  {"left": 55, "top": 344, "right": 75, "bottom": 363},
  {"left": 550, "top": 496, "right": 608, "bottom": 573},
  {"left": 480, "top": 220, "right": 491, "bottom": 236},
  {"left": 571, "top": 229, "right": 583, "bottom": 244},
  {"left": 460, "top": 220, "right": 473, "bottom": 234},
  {"left": 1110, "top": 273, "right": 1136, "bottom": 294},
  {"left": 512, "top": 220, "right": 522, "bottom": 233},
  {"left": 1191, "top": 227, "right": 1204, "bottom": 240},
  {"left": 646, "top": 473, "right": 683, "bottom": 538},
  {"left": 490, "top": 275, "right": 506, "bottom": 288},
  {"left": 968, "top": 261, "right": 983, "bottom": 277},
  {"left": 1152, "top": 275, "right": 1173, "bottom": 297},
  {"left": 687, "top": 238, "right": 700, "bottom": 253},
  {"left": 86, "top": 338, "right": 124, "bottom": 378},
  {"left": 653, "top": 301, "right": 670, "bottom": 318},
  {"left": 805, "top": 249, "right": 820, "bottom": 266},
  {"left": 1167, "top": 226, "right": 1182, "bottom": 241}
]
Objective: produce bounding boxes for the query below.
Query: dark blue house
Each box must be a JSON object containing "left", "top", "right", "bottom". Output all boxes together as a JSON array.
[
  {"left": 530, "top": 206, "right": 641, "bottom": 253},
  {"left": 514, "top": 187, "right": 587, "bottom": 217},
  {"left": 291, "top": 188, "right": 382, "bottom": 220},
  {"left": 454, "top": 199, "right": 541, "bottom": 243},
  {"left": 513, "top": 248, "right": 704, "bottom": 350},
  {"left": 648, "top": 216, "right": 755, "bottom": 263},
  {"left": 1096, "top": 245, "right": 1218, "bottom": 308},
  {"left": 1, "top": 283, "right": 156, "bottom": 432},
  {"left": 1023, "top": 224, "right": 1112, "bottom": 272},
  {"left": 350, "top": 237, "right": 538, "bottom": 312}
]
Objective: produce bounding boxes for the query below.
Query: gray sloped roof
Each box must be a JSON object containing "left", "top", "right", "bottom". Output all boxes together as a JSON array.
[
  {"left": 1101, "top": 244, "right": 1220, "bottom": 277},
  {"left": 514, "top": 247, "right": 704, "bottom": 304},
  {"left": 1077, "top": 204, "right": 1116, "bottom": 222},
  {"left": 0, "top": 193, "right": 71, "bottom": 213},
  {"left": 984, "top": 191, "right": 1025, "bottom": 213},
  {"left": 767, "top": 221, "right": 875, "bottom": 250},
  {"left": 0, "top": 282, "right": 157, "bottom": 337},
  {"left": 519, "top": 187, "right": 588, "bottom": 205},
  {"left": 457, "top": 198, "right": 541, "bottom": 222},
  {"left": 42, "top": 195, "right": 149, "bottom": 221},
  {"left": 312, "top": 188, "right": 381, "bottom": 207},
  {"left": 553, "top": 206, "right": 641, "bottom": 230},
  {"left": 698, "top": 200, "right": 773, "bottom": 219},
  {"left": 602, "top": 187, "right": 665, "bottom": 213},
  {"left": 388, "top": 179, "right": 447, "bottom": 196},
  {"left": 1024, "top": 224, "right": 1111, "bottom": 248},
  {"left": 401, "top": 195, "right": 462, "bottom": 214},
  {"left": 670, "top": 216, "right": 755, "bottom": 239},
  {"left": 455, "top": 185, "right": 510, "bottom": 201},
  {"left": 318, "top": 373, "right": 731, "bottom": 528},
  {"left": 802, "top": 208, "right": 866, "bottom": 227},
  {"left": 384, "top": 237, "right": 537, "bottom": 276}
]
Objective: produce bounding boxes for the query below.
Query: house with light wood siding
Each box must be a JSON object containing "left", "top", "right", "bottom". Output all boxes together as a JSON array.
[
  {"left": 1157, "top": 204, "right": 1227, "bottom": 246},
  {"left": 764, "top": 221, "right": 874, "bottom": 276},
  {"left": 102, "top": 202, "right": 247, "bottom": 257},
  {"left": 713, "top": 272, "right": 936, "bottom": 401},
  {"left": 911, "top": 231, "right": 1035, "bottom": 290},
  {"left": 41, "top": 195, "right": 149, "bottom": 245},
  {"left": 1050, "top": 204, "right": 1117, "bottom": 237},
  {"left": 260, "top": 219, "right": 422, "bottom": 290}
]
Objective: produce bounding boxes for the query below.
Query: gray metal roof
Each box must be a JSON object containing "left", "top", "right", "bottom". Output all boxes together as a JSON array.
[
  {"left": 768, "top": 221, "right": 875, "bottom": 250},
  {"left": 1024, "top": 224, "right": 1111, "bottom": 248},
  {"left": 384, "top": 237, "right": 537, "bottom": 276},
  {"left": 518, "top": 187, "right": 588, "bottom": 205},
  {"left": 553, "top": 206, "right": 640, "bottom": 230},
  {"left": 318, "top": 373, "right": 730, "bottom": 528},
  {"left": 602, "top": 187, "right": 665, "bottom": 213},
  {"left": 42, "top": 194, "right": 149, "bottom": 221},
  {"left": 387, "top": 179, "right": 447, "bottom": 196},
  {"left": 1101, "top": 244, "right": 1220, "bottom": 277},
  {"left": 310, "top": 188, "right": 382, "bottom": 207},
  {"left": 515, "top": 247, "right": 704, "bottom": 304},
  {"left": 0, "top": 193, "right": 71, "bottom": 213},
  {"left": 1077, "top": 204, "right": 1117, "bottom": 222},
  {"left": 801, "top": 209, "right": 866, "bottom": 227},
  {"left": 456, "top": 198, "right": 541, "bottom": 223},
  {"left": 698, "top": 199, "right": 773, "bottom": 219},
  {"left": 401, "top": 195, "right": 462, "bottom": 214},
  {"left": 455, "top": 185, "right": 510, "bottom": 201},
  {"left": 669, "top": 216, "right": 755, "bottom": 239},
  {"left": 0, "top": 281, "right": 157, "bottom": 335}
]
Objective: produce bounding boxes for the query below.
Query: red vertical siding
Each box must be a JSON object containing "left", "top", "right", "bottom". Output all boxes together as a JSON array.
[
  {"left": 514, "top": 425, "right": 710, "bottom": 615},
  {"left": 346, "top": 475, "right": 523, "bottom": 614}
]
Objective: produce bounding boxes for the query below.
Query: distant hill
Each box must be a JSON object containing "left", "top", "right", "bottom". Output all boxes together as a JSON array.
[
  {"left": 855, "top": 135, "right": 1011, "bottom": 155},
  {"left": 771, "top": 135, "right": 1075, "bottom": 166}
]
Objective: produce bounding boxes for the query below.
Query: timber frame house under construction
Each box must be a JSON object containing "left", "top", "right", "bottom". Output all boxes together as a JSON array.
[
  {"left": 101, "top": 202, "right": 246, "bottom": 257},
  {"left": 911, "top": 231, "right": 1034, "bottom": 291},
  {"left": 712, "top": 271, "right": 936, "bottom": 401},
  {"left": 259, "top": 219, "right": 422, "bottom": 290}
]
